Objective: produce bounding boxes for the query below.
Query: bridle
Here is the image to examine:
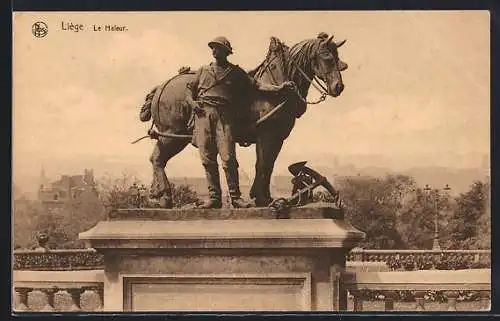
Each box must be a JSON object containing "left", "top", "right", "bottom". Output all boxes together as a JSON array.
[{"left": 258, "top": 40, "right": 330, "bottom": 105}]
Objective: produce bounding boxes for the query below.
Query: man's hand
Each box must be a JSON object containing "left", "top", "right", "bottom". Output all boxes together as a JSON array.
[
  {"left": 192, "top": 101, "right": 205, "bottom": 116},
  {"left": 279, "top": 81, "right": 297, "bottom": 92}
]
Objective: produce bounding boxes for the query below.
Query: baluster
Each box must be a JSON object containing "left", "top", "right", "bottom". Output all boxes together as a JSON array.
[
  {"left": 353, "top": 248, "right": 363, "bottom": 262},
  {"left": 474, "top": 253, "right": 480, "bottom": 263},
  {"left": 67, "top": 288, "right": 84, "bottom": 312},
  {"left": 41, "top": 288, "right": 57, "bottom": 312},
  {"left": 444, "top": 291, "right": 459, "bottom": 311},
  {"left": 414, "top": 291, "right": 426, "bottom": 311},
  {"left": 479, "top": 291, "right": 491, "bottom": 311},
  {"left": 351, "top": 290, "right": 363, "bottom": 311},
  {"left": 383, "top": 291, "right": 395, "bottom": 311},
  {"left": 95, "top": 286, "right": 104, "bottom": 311},
  {"left": 12, "top": 289, "right": 19, "bottom": 311},
  {"left": 14, "top": 288, "right": 32, "bottom": 312}
]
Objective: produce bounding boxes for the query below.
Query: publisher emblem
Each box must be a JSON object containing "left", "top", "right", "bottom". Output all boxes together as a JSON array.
[{"left": 32, "top": 22, "right": 48, "bottom": 38}]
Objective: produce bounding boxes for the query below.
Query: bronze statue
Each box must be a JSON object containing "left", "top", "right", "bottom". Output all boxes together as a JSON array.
[{"left": 139, "top": 33, "right": 348, "bottom": 208}]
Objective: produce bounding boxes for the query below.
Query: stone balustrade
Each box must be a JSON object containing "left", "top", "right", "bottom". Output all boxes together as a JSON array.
[
  {"left": 342, "top": 268, "right": 491, "bottom": 311},
  {"left": 12, "top": 270, "right": 104, "bottom": 312},
  {"left": 13, "top": 267, "right": 490, "bottom": 312},
  {"left": 347, "top": 248, "right": 491, "bottom": 270}
]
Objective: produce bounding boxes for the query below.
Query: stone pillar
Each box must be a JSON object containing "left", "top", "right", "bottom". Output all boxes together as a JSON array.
[
  {"left": 80, "top": 205, "right": 365, "bottom": 312},
  {"left": 383, "top": 291, "right": 396, "bottom": 311}
]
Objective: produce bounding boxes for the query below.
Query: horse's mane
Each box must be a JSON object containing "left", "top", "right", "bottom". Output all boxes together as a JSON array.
[
  {"left": 287, "top": 38, "right": 320, "bottom": 87},
  {"left": 247, "top": 37, "right": 289, "bottom": 78},
  {"left": 249, "top": 37, "right": 321, "bottom": 85}
]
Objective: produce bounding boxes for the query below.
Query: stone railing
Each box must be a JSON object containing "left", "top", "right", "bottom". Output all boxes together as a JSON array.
[
  {"left": 13, "top": 248, "right": 491, "bottom": 271},
  {"left": 12, "top": 270, "right": 104, "bottom": 312},
  {"left": 347, "top": 248, "right": 491, "bottom": 270},
  {"left": 342, "top": 269, "right": 491, "bottom": 311},
  {"left": 13, "top": 249, "right": 104, "bottom": 271}
]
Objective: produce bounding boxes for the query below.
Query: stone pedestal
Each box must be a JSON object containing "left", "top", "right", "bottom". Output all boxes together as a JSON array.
[{"left": 79, "top": 203, "right": 364, "bottom": 312}]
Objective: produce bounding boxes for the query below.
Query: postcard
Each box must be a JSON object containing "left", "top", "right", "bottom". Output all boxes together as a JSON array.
[{"left": 12, "top": 11, "right": 490, "bottom": 313}]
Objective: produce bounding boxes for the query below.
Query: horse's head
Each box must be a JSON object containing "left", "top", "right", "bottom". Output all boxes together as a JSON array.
[
  {"left": 249, "top": 37, "right": 290, "bottom": 85},
  {"left": 311, "top": 34, "right": 348, "bottom": 97}
]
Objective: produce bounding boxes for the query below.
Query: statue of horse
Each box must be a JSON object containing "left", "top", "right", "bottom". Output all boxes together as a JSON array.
[{"left": 141, "top": 34, "right": 348, "bottom": 208}]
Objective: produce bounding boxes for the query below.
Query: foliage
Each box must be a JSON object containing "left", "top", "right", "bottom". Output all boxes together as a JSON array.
[
  {"left": 98, "top": 173, "right": 199, "bottom": 210},
  {"left": 13, "top": 250, "right": 104, "bottom": 270},
  {"left": 316, "top": 174, "right": 416, "bottom": 249},
  {"left": 315, "top": 174, "right": 490, "bottom": 251},
  {"left": 13, "top": 173, "right": 199, "bottom": 249},
  {"left": 385, "top": 254, "right": 490, "bottom": 271},
  {"left": 170, "top": 183, "right": 200, "bottom": 208},
  {"left": 443, "top": 180, "right": 490, "bottom": 250}
]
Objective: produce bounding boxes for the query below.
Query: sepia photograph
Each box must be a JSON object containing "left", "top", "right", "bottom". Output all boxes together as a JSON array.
[{"left": 12, "top": 10, "right": 490, "bottom": 312}]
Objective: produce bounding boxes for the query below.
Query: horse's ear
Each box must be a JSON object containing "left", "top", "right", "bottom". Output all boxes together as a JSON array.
[
  {"left": 339, "top": 60, "right": 348, "bottom": 71},
  {"left": 335, "top": 39, "right": 347, "bottom": 48},
  {"left": 269, "top": 37, "right": 278, "bottom": 50}
]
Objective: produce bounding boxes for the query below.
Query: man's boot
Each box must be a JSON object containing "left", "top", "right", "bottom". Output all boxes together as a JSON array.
[
  {"left": 197, "top": 164, "right": 223, "bottom": 209},
  {"left": 224, "top": 166, "right": 252, "bottom": 208}
]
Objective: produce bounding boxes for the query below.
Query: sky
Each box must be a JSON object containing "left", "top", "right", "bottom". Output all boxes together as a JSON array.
[{"left": 12, "top": 11, "right": 490, "bottom": 189}]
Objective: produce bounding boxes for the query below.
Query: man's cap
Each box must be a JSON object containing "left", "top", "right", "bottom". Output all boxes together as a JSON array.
[{"left": 208, "top": 36, "right": 233, "bottom": 54}]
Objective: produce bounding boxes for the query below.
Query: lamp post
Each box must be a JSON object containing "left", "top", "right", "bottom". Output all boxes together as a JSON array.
[{"left": 423, "top": 184, "right": 451, "bottom": 250}]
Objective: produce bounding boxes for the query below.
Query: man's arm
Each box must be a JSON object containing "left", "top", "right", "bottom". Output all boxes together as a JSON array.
[
  {"left": 241, "top": 68, "right": 295, "bottom": 93},
  {"left": 185, "top": 67, "right": 202, "bottom": 108}
]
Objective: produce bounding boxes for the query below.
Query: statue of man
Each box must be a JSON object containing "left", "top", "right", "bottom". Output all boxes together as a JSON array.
[{"left": 186, "top": 36, "right": 295, "bottom": 209}]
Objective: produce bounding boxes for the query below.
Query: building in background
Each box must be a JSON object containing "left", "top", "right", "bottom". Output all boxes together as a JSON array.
[{"left": 38, "top": 169, "right": 96, "bottom": 204}]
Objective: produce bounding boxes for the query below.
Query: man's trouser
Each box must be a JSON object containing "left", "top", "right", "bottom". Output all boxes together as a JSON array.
[{"left": 193, "top": 104, "right": 242, "bottom": 202}]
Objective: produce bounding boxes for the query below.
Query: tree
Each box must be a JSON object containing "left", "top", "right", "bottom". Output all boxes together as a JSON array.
[
  {"left": 396, "top": 187, "right": 453, "bottom": 249},
  {"left": 316, "top": 174, "right": 416, "bottom": 249},
  {"left": 13, "top": 200, "right": 44, "bottom": 249},
  {"left": 444, "top": 180, "right": 490, "bottom": 249},
  {"left": 57, "top": 189, "right": 105, "bottom": 248}
]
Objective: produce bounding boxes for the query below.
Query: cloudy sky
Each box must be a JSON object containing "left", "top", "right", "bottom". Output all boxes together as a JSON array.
[{"left": 12, "top": 11, "right": 489, "bottom": 187}]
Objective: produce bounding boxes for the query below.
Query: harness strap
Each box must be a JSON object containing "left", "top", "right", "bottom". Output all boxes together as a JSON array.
[{"left": 195, "top": 64, "right": 235, "bottom": 98}]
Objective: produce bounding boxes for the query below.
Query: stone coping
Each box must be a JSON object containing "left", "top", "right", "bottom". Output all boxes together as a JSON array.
[
  {"left": 108, "top": 202, "right": 343, "bottom": 221},
  {"left": 79, "top": 219, "right": 365, "bottom": 249},
  {"left": 13, "top": 270, "right": 104, "bottom": 289},
  {"left": 350, "top": 248, "right": 491, "bottom": 254},
  {"left": 342, "top": 269, "right": 491, "bottom": 291}
]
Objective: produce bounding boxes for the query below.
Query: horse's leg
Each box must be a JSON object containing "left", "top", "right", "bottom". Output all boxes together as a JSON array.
[
  {"left": 149, "top": 137, "right": 189, "bottom": 208},
  {"left": 251, "top": 133, "right": 284, "bottom": 207}
]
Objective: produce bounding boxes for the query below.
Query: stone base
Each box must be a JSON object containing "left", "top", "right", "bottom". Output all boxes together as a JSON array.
[
  {"left": 107, "top": 202, "right": 344, "bottom": 221},
  {"left": 79, "top": 205, "right": 364, "bottom": 312}
]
